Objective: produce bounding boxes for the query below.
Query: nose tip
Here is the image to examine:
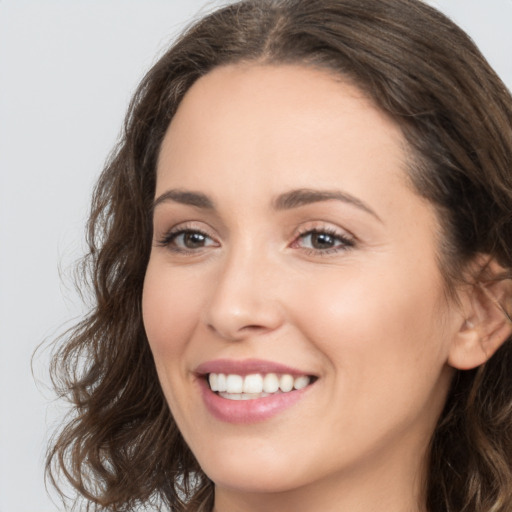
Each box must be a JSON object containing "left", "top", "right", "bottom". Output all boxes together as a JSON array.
[
  {"left": 205, "top": 299, "right": 284, "bottom": 342},
  {"left": 202, "top": 263, "right": 284, "bottom": 342}
]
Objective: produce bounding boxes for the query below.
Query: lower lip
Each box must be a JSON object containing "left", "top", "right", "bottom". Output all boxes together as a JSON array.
[{"left": 198, "top": 379, "right": 312, "bottom": 424}]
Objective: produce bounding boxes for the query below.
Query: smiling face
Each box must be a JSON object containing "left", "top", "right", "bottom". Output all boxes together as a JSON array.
[{"left": 142, "top": 64, "right": 466, "bottom": 511}]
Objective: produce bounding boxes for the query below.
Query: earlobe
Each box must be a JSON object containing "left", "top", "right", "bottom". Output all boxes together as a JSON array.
[{"left": 448, "top": 259, "right": 512, "bottom": 371}]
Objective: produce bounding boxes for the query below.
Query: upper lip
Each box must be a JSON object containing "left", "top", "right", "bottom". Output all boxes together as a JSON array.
[{"left": 195, "top": 358, "right": 314, "bottom": 377}]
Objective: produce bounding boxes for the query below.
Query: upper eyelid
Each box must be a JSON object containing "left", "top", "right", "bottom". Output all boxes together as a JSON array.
[
  {"left": 156, "top": 228, "right": 220, "bottom": 254},
  {"left": 293, "top": 221, "right": 356, "bottom": 239},
  {"left": 155, "top": 219, "right": 356, "bottom": 246},
  {"left": 293, "top": 229, "right": 355, "bottom": 246},
  {"left": 157, "top": 220, "right": 216, "bottom": 237},
  {"left": 154, "top": 221, "right": 218, "bottom": 247}
]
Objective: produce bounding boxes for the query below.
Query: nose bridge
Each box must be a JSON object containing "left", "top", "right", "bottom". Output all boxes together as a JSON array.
[{"left": 203, "top": 235, "right": 283, "bottom": 340}]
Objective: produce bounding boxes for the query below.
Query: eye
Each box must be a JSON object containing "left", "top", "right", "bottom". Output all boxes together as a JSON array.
[
  {"left": 292, "top": 228, "right": 355, "bottom": 254},
  {"left": 157, "top": 228, "right": 219, "bottom": 253}
]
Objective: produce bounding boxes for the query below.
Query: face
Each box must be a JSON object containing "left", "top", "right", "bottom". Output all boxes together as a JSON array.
[{"left": 142, "top": 64, "right": 464, "bottom": 506}]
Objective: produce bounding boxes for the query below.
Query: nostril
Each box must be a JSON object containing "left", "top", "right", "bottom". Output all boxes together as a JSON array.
[
  {"left": 240, "top": 324, "right": 267, "bottom": 332},
  {"left": 206, "top": 321, "right": 271, "bottom": 341}
]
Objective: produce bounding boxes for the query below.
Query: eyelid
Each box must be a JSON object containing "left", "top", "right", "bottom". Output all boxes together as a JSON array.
[
  {"left": 154, "top": 219, "right": 355, "bottom": 255},
  {"left": 155, "top": 221, "right": 220, "bottom": 251},
  {"left": 293, "top": 221, "right": 355, "bottom": 241},
  {"left": 290, "top": 222, "right": 356, "bottom": 254}
]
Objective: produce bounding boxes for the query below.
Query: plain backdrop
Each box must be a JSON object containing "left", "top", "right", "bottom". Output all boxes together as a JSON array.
[{"left": 1, "top": 1, "right": 511, "bottom": 511}]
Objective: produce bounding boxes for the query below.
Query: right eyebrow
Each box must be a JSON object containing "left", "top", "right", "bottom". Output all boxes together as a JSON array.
[
  {"left": 152, "top": 189, "right": 215, "bottom": 211},
  {"left": 272, "top": 188, "right": 382, "bottom": 223}
]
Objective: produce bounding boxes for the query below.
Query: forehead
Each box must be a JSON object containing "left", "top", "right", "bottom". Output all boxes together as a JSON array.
[{"left": 157, "top": 64, "right": 409, "bottom": 198}]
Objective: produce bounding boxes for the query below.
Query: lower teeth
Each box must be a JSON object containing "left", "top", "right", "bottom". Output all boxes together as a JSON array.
[{"left": 218, "top": 391, "right": 282, "bottom": 400}]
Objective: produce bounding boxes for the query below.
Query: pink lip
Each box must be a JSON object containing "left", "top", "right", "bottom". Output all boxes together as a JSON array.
[
  {"left": 194, "top": 359, "right": 316, "bottom": 424},
  {"left": 195, "top": 358, "right": 311, "bottom": 377}
]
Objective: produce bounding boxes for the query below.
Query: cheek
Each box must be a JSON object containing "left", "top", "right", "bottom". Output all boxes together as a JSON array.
[
  {"left": 142, "top": 259, "right": 210, "bottom": 428},
  {"left": 286, "top": 264, "right": 454, "bottom": 459},
  {"left": 289, "top": 260, "right": 451, "bottom": 393},
  {"left": 142, "top": 259, "right": 203, "bottom": 359}
]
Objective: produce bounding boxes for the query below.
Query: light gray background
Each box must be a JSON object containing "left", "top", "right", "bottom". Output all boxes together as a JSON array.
[{"left": 1, "top": 1, "right": 511, "bottom": 511}]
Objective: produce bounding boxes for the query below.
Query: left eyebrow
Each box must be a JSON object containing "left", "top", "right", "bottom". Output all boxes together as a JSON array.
[
  {"left": 152, "top": 189, "right": 215, "bottom": 211},
  {"left": 272, "top": 188, "right": 382, "bottom": 222}
]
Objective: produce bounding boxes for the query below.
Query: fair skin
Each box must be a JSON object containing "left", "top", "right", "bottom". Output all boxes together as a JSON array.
[{"left": 142, "top": 64, "right": 507, "bottom": 512}]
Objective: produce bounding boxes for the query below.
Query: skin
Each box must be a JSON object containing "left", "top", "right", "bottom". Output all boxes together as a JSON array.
[{"left": 142, "top": 64, "right": 472, "bottom": 512}]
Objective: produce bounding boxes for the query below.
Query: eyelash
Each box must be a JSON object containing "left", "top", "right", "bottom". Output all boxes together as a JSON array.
[
  {"left": 292, "top": 227, "right": 355, "bottom": 255},
  {"left": 156, "top": 225, "right": 355, "bottom": 255},
  {"left": 156, "top": 224, "right": 218, "bottom": 254}
]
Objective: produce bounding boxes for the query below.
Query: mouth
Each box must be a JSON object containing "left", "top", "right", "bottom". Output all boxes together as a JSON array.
[
  {"left": 196, "top": 359, "right": 318, "bottom": 412},
  {"left": 194, "top": 359, "right": 317, "bottom": 422},
  {"left": 207, "top": 372, "right": 316, "bottom": 400}
]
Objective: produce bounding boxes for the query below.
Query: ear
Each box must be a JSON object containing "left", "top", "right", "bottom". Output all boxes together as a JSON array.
[{"left": 448, "top": 258, "right": 512, "bottom": 370}]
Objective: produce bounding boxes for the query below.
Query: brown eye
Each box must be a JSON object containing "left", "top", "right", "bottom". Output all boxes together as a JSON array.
[
  {"left": 295, "top": 229, "right": 355, "bottom": 253},
  {"left": 309, "top": 232, "right": 337, "bottom": 249},
  {"left": 159, "top": 229, "right": 219, "bottom": 252},
  {"left": 180, "top": 231, "right": 209, "bottom": 249}
]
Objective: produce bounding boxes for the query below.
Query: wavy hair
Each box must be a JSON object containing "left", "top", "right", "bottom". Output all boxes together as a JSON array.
[{"left": 47, "top": 1, "right": 512, "bottom": 510}]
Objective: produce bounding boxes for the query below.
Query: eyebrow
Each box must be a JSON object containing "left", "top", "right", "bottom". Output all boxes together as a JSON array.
[
  {"left": 153, "top": 187, "right": 381, "bottom": 222},
  {"left": 272, "top": 188, "right": 382, "bottom": 221},
  {"left": 153, "top": 189, "right": 215, "bottom": 210}
]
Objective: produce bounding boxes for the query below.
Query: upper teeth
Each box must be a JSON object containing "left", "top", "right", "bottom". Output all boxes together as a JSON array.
[{"left": 208, "top": 373, "right": 310, "bottom": 394}]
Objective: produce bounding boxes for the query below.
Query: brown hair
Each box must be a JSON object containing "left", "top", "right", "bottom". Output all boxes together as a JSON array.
[{"left": 47, "top": 1, "right": 512, "bottom": 510}]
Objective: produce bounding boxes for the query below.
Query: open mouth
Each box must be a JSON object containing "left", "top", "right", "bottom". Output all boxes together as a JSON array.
[{"left": 207, "top": 372, "right": 317, "bottom": 400}]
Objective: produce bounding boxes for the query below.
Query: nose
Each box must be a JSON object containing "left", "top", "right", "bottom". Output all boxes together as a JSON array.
[{"left": 202, "top": 247, "right": 285, "bottom": 341}]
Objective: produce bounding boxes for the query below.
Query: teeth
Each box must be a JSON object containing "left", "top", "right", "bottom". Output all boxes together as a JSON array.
[
  {"left": 279, "top": 374, "right": 294, "bottom": 392},
  {"left": 209, "top": 373, "right": 218, "bottom": 391},
  {"left": 243, "top": 374, "right": 263, "bottom": 393},
  {"left": 217, "top": 373, "right": 227, "bottom": 392},
  {"left": 226, "top": 374, "right": 243, "bottom": 393},
  {"left": 293, "top": 375, "right": 310, "bottom": 390},
  {"left": 263, "top": 373, "right": 279, "bottom": 393},
  {"left": 219, "top": 392, "right": 272, "bottom": 401},
  {"left": 208, "top": 372, "right": 312, "bottom": 398}
]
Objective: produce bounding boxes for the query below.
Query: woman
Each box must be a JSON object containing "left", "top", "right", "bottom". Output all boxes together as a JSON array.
[{"left": 47, "top": 0, "right": 512, "bottom": 511}]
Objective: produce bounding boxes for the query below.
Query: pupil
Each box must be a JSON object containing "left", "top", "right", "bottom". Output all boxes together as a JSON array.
[
  {"left": 312, "top": 233, "right": 334, "bottom": 249},
  {"left": 184, "top": 232, "right": 205, "bottom": 248}
]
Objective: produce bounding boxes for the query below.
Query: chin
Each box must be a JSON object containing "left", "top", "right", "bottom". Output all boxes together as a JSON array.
[
  {"left": 196, "top": 445, "right": 319, "bottom": 495},
  {"left": 206, "top": 467, "right": 300, "bottom": 495}
]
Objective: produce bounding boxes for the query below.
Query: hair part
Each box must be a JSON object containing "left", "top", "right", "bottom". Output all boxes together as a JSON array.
[{"left": 47, "top": 1, "right": 512, "bottom": 510}]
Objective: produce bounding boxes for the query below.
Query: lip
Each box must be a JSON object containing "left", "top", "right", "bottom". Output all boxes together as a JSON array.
[
  {"left": 195, "top": 358, "right": 313, "bottom": 377},
  {"left": 195, "top": 359, "right": 316, "bottom": 424}
]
